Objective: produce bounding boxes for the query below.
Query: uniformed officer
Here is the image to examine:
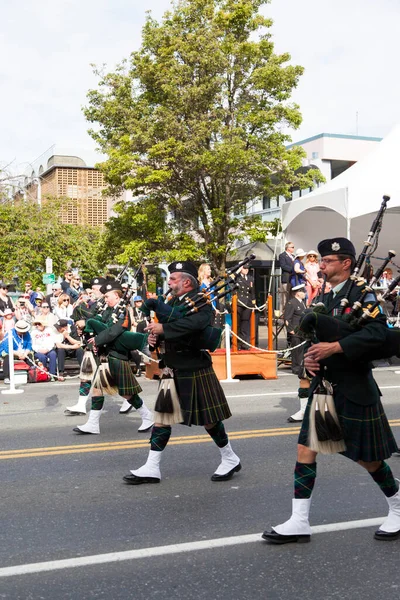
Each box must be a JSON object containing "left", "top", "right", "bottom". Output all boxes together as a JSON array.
[
  {"left": 284, "top": 283, "right": 309, "bottom": 423},
  {"left": 263, "top": 237, "right": 399, "bottom": 544},
  {"left": 235, "top": 265, "right": 256, "bottom": 349}
]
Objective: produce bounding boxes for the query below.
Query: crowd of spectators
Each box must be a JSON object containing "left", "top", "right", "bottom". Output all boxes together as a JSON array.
[{"left": 0, "top": 271, "right": 89, "bottom": 382}]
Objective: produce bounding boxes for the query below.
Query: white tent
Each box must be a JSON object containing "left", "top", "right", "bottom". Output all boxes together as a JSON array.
[{"left": 282, "top": 125, "right": 400, "bottom": 261}]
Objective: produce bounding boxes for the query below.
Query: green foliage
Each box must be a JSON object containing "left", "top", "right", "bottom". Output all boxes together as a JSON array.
[
  {"left": 85, "top": 0, "right": 320, "bottom": 272},
  {"left": 0, "top": 199, "right": 102, "bottom": 287}
]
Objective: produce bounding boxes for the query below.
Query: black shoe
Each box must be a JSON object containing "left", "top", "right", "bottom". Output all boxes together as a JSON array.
[
  {"left": 123, "top": 474, "right": 160, "bottom": 485},
  {"left": 64, "top": 409, "right": 86, "bottom": 416},
  {"left": 211, "top": 463, "right": 242, "bottom": 482},
  {"left": 119, "top": 405, "right": 133, "bottom": 415},
  {"left": 136, "top": 369, "right": 142, "bottom": 378},
  {"left": 262, "top": 530, "right": 311, "bottom": 544},
  {"left": 287, "top": 416, "right": 303, "bottom": 423},
  {"left": 374, "top": 528, "right": 400, "bottom": 541},
  {"left": 392, "top": 451, "right": 400, "bottom": 457},
  {"left": 73, "top": 427, "right": 94, "bottom": 435}
]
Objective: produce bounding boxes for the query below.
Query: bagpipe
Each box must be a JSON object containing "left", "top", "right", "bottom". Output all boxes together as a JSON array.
[
  {"left": 298, "top": 195, "right": 400, "bottom": 361},
  {"left": 139, "top": 254, "right": 256, "bottom": 352}
]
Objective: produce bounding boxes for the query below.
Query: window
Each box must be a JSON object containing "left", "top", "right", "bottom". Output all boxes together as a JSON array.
[{"left": 262, "top": 196, "right": 271, "bottom": 210}]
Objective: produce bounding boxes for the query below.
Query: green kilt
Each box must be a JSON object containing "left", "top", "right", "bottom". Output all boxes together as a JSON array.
[
  {"left": 299, "top": 390, "right": 398, "bottom": 462},
  {"left": 108, "top": 356, "right": 142, "bottom": 397},
  {"left": 174, "top": 367, "right": 232, "bottom": 427}
]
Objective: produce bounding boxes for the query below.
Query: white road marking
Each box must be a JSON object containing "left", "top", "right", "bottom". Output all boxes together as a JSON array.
[{"left": 0, "top": 517, "right": 385, "bottom": 578}]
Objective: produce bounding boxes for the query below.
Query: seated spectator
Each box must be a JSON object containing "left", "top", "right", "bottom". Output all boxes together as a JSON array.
[
  {"left": 31, "top": 317, "right": 58, "bottom": 376},
  {"left": 0, "top": 282, "right": 14, "bottom": 315},
  {"left": 2, "top": 308, "right": 16, "bottom": 334},
  {"left": 45, "top": 283, "right": 63, "bottom": 313},
  {"left": 0, "top": 320, "right": 32, "bottom": 383},
  {"left": 54, "top": 294, "right": 74, "bottom": 322},
  {"left": 32, "top": 292, "right": 45, "bottom": 317},
  {"left": 39, "top": 302, "right": 58, "bottom": 328},
  {"left": 54, "top": 319, "right": 84, "bottom": 377},
  {"left": 14, "top": 295, "right": 35, "bottom": 327}
]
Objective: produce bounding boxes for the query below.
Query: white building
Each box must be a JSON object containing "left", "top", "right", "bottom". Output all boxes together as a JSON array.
[{"left": 247, "top": 133, "right": 382, "bottom": 223}]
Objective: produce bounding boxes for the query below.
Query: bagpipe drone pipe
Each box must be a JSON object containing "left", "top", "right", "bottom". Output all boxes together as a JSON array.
[{"left": 139, "top": 255, "right": 256, "bottom": 352}]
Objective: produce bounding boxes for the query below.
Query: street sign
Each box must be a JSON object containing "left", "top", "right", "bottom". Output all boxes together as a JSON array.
[
  {"left": 45, "top": 257, "right": 53, "bottom": 274},
  {"left": 42, "top": 273, "right": 55, "bottom": 284}
]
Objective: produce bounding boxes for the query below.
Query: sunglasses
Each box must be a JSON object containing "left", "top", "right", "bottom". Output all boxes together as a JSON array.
[
  {"left": 42, "top": 305, "right": 49, "bottom": 308},
  {"left": 62, "top": 300, "right": 70, "bottom": 303}
]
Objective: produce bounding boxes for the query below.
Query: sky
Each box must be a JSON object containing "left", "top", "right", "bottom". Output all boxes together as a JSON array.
[{"left": 1, "top": 0, "right": 400, "bottom": 175}]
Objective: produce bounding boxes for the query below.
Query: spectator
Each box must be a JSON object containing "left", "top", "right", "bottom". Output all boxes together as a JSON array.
[
  {"left": 39, "top": 302, "right": 58, "bottom": 328},
  {"left": 14, "top": 295, "right": 35, "bottom": 327},
  {"left": 0, "top": 320, "right": 32, "bottom": 383},
  {"left": 290, "top": 248, "right": 307, "bottom": 290},
  {"left": 54, "top": 319, "right": 84, "bottom": 377},
  {"left": 54, "top": 294, "right": 74, "bottom": 322},
  {"left": 278, "top": 242, "right": 295, "bottom": 313},
  {"left": 31, "top": 317, "right": 58, "bottom": 376},
  {"left": 70, "top": 274, "right": 84, "bottom": 297},
  {"left": 24, "top": 280, "right": 38, "bottom": 307},
  {"left": 0, "top": 282, "right": 14, "bottom": 315},
  {"left": 32, "top": 292, "right": 45, "bottom": 317},
  {"left": 198, "top": 263, "right": 218, "bottom": 322},
  {"left": 2, "top": 308, "right": 16, "bottom": 333},
  {"left": 45, "top": 283, "right": 63, "bottom": 312},
  {"left": 61, "top": 270, "right": 79, "bottom": 302},
  {"left": 304, "top": 250, "right": 322, "bottom": 307}
]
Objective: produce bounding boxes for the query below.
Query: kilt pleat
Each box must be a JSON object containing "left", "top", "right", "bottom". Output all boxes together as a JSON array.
[
  {"left": 108, "top": 356, "right": 142, "bottom": 397},
  {"left": 299, "top": 391, "right": 398, "bottom": 462},
  {"left": 174, "top": 367, "right": 232, "bottom": 426}
]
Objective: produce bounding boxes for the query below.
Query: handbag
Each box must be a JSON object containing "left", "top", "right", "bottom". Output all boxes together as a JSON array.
[
  {"left": 308, "top": 379, "right": 346, "bottom": 454},
  {"left": 28, "top": 364, "right": 51, "bottom": 383}
]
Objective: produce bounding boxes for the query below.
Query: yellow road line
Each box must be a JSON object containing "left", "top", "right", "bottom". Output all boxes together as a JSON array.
[{"left": 0, "top": 421, "right": 398, "bottom": 461}]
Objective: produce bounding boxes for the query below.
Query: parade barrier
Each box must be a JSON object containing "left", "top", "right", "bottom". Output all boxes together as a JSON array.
[
  {"left": 212, "top": 295, "right": 277, "bottom": 380},
  {"left": 1, "top": 332, "right": 24, "bottom": 395},
  {"left": 145, "top": 295, "right": 279, "bottom": 381}
]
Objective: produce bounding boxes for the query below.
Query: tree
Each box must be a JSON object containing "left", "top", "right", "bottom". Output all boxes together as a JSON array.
[
  {"left": 85, "top": 0, "right": 322, "bottom": 272},
  {"left": 0, "top": 199, "right": 103, "bottom": 287}
]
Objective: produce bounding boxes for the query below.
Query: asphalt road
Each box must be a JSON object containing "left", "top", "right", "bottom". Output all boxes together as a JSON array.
[{"left": 0, "top": 366, "right": 399, "bottom": 599}]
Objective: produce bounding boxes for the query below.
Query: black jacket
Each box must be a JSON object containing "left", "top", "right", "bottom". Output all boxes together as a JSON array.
[
  {"left": 313, "top": 281, "right": 386, "bottom": 406},
  {"left": 279, "top": 252, "right": 295, "bottom": 284},
  {"left": 161, "top": 290, "right": 213, "bottom": 371},
  {"left": 284, "top": 297, "right": 306, "bottom": 332}
]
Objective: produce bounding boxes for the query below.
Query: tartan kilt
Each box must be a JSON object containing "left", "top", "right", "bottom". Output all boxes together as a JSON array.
[
  {"left": 108, "top": 356, "right": 142, "bottom": 397},
  {"left": 173, "top": 367, "right": 232, "bottom": 427},
  {"left": 298, "top": 390, "right": 398, "bottom": 462}
]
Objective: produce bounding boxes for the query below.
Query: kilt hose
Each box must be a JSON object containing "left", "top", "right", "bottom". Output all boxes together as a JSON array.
[
  {"left": 299, "top": 389, "right": 399, "bottom": 462},
  {"left": 108, "top": 356, "right": 142, "bottom": 397},
  {"left": 173, "top": 366, "right": 232, "bottom": 427}
]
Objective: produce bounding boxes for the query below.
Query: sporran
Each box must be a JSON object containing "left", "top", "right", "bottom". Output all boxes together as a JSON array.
[{"left": 308, "top": 379, "right": 346, "bottom": 454}]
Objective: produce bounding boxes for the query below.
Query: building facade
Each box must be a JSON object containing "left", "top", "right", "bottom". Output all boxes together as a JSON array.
[{"left": 23, "top": 146, "right": 115, "bottom": 226}]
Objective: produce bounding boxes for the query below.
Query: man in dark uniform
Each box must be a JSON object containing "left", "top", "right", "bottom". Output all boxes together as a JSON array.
[
  {"left": 263, "top": 237, "right": 399, "bottom": 544},
  {"left": 71, "top": 280, "right": 154, "bottom": 435},
  {"left": 235, "top": 264, "right": 256, "bottom": 350},
  {"left": 278, "top": 241, "right": 295, "bottom": 313},
  {"left": 123, "top": 261, "right": 241, "bottom": 485},
  {"left": 284, "top": 283, "right": 306, "bottom": 375},
  {"left": 284, "top": 283, "right": 309, "bottom": 423}
]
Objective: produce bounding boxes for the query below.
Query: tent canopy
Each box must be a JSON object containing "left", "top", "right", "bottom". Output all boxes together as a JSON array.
[{"left": 282, "top": 125, "right": 400, "bottom": 259}]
